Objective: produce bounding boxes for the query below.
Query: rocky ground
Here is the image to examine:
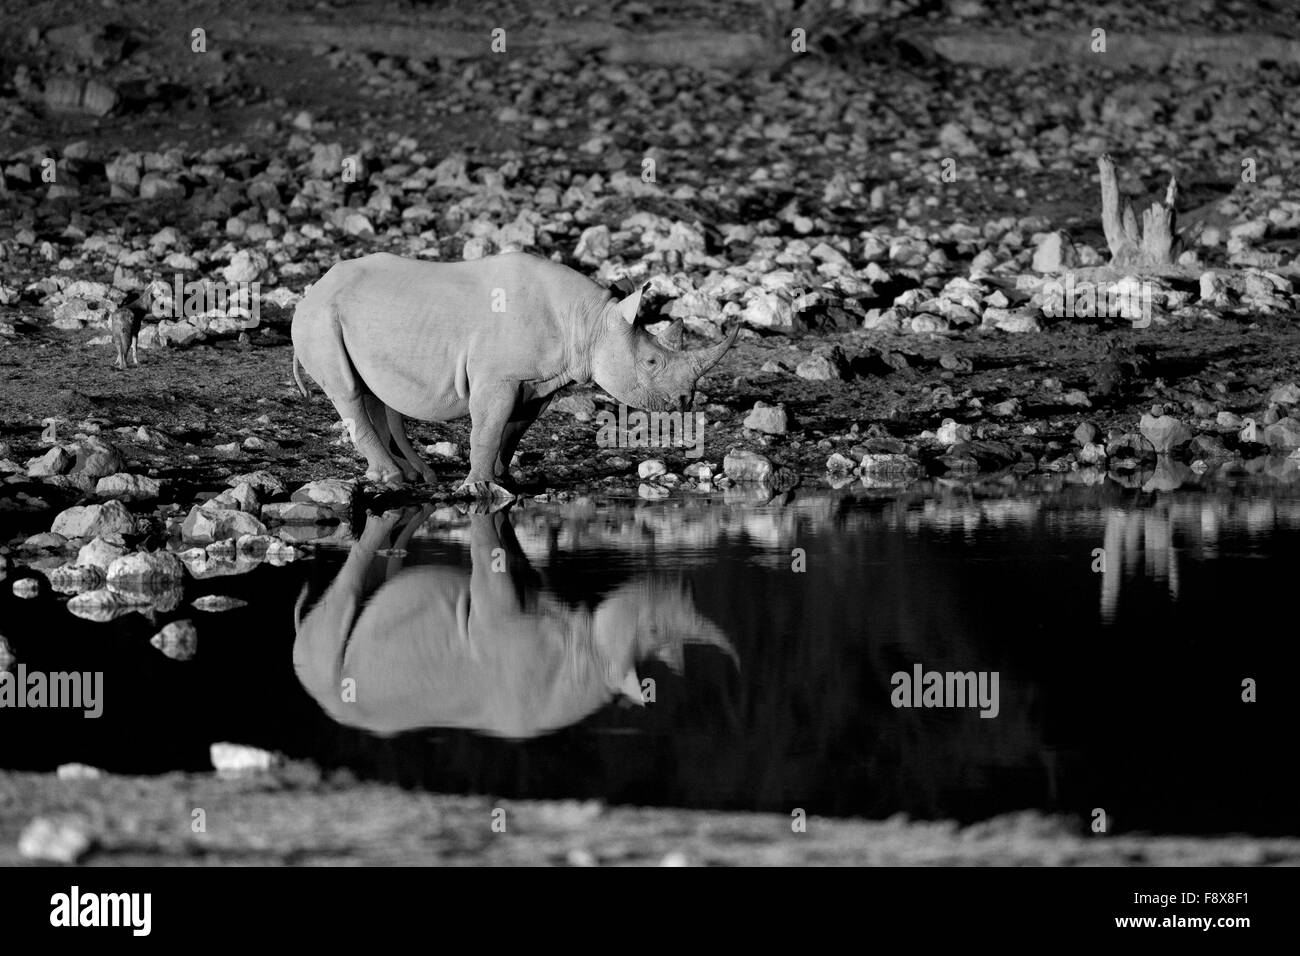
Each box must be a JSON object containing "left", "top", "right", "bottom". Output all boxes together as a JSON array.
[{"left": 3, "top": 0, "right": 1300, "bottom": 863}]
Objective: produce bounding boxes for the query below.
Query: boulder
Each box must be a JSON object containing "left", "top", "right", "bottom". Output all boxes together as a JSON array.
[{"left": 50, "top": 500, "right": 135, "bottom": 539}]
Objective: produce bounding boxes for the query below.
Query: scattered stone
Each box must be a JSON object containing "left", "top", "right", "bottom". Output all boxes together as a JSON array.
[
  {"left": 106, "top": 551, "right": 185, "bottom": 587},
  {"left": 936, "top": 419, "right": 972, "bottom": 447},
  {"left": 228, "top": 471, "right": 286, "bottom": 496},
  {"left": 27, "top": 446, "right": 74, "bottom": 477},
  {"left": 1078, "top": 442, "right": 1108, "bottom": 465},
  {"left": 795, "top": 351, "right": 843, "bottom": 381},
  {"left": 638, "top": 459, "right": 667, "bottom": 479},
  {"left": 17, "top": 817, "right": 93, "bottom": 863},
  {"left": 210, "top": 742, "right": 279, "bottom": 776},
  {"left": 75, "top": 536, "right": 128, "bottom": 572},
  {"left": 1073, "top": 422, "right": 1099, "bottom": 446},
  {"left": 181, "top": 506, "right": 267, "bottom": 543},
  {"left": 1031, "top": 231, "right": 1077, "bottom": 273},
  {"left": 859, "top": 453, "right": 924, "bottom": 476},
  {"left": 94, "top": 473, "right": 162, "bottom": 501},
  {"left": 261, "top": 501, "right": 339, "bottom": 524},
  {"left": 51, "top": 500, "right": 135, "bottom": 539},
  {"left": 1268, "top": 383, "right": 1300, "bottom": 407},
  {"left": 1139, "top": 406, "right": 1194, "bottom": 454},
  {"left": 743, "top": 402, "right": 789, "bottom": 435},
  {"left": 1263, "top": 417, "right": 1300, "bottom": 452},
  {"left": 723, "top": 449, "right": 774, "bottom": 483},
  {"left": 22, "top": 531, "right": 68, "bottom": 551},
  {"left": 56, "top": 764, "right": 103, "bottom": 780},
  {"left": 290, "top": 479, "right": 355, "bottom": 507}
]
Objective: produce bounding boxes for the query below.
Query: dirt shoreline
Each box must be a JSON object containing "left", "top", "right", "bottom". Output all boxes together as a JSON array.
[{"left": 4, "top": 768, "right": 1298, "bottom": 865}]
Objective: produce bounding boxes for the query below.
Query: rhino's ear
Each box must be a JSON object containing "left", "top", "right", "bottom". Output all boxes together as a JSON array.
[
  {"left": 656, "top": 317, "right": 685, "bottom": 351},
  {"left": 617, "top": 282, "right": 650, "bottom": 325}
]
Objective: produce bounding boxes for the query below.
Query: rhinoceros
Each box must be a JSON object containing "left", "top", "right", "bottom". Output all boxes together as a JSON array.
[
  {"left": 292, "top": 507, "right": 737, "bottom": 739},
  {"left": 291, "top": 252, "right": 739, "bottom": 497}
]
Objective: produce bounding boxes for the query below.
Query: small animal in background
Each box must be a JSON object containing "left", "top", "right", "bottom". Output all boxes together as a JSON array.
[{"left": 110, "top": 309, "right": 140, "bottom": 370}]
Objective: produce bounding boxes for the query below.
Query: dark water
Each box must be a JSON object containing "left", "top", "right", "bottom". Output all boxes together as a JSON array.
[{"left": 3, "top": 473, "right": 1298, "bottom": 835}]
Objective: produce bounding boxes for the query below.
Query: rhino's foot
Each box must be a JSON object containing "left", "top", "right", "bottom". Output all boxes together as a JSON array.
[{"left": 453, "top": 479, "right": 517, "bottom": 501}]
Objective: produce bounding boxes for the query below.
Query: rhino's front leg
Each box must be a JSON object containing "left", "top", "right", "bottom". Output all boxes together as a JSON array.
[
  {"left": 494, "top": 395, "right": 553, "bottom": 481},
  {"left": 455, "top": 384, "right": 519, "bottom": 500}
]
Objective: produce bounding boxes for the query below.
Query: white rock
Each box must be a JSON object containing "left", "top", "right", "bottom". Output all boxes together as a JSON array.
[
  {"left": 94, "top": 473, "right": 161, "bottom": 501},
  {"left": 210, "top": 742, "right": 278, "bottom": 775},
  {"left": 290, "top": 479, "right": 355, "bottom": 507},
  {"left": 936, "top": 419, "right": 972, "bottom": 447},
  {"left": 723, "top": 450, "right": 774, "bottom": 483},
  {"left": 75, "top": 537, "right": 128, "bottom": 572},
  {"left": 51, "top": 501, "right": 136, "bottom": 539},
  {"left": 743, "top": 402, "right": 789, "bottom": 435},
  {"left": 18, "top": 817, "right": 92, "bottom": 863}
]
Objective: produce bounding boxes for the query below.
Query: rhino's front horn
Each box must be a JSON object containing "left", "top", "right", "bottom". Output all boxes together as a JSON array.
[{"left": 689, "top": 323, "right": 740, "bottom": 376}]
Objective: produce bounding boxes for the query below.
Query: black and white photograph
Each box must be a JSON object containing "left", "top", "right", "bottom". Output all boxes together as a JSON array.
[{"left": 0, "top": 0, "right": 1295, "bottom": 924}]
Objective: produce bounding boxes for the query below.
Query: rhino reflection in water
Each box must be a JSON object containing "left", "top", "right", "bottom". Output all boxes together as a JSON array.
[{"left": 293, "top": 507, "right": 736, "bottom": 739}]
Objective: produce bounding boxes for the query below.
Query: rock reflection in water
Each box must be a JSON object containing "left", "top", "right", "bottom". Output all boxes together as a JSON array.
[{"left": 293, "top": 507, "right": 736, "bottom": 738}]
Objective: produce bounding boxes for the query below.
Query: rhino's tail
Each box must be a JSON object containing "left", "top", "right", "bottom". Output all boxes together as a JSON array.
[{"left": 292, "top": 352, "right": 310, "bottom": 399}]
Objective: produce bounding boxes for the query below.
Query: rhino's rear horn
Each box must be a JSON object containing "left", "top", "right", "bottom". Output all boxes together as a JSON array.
[{"left": 689, "top": 322, "right": 740, "bottom": 376}]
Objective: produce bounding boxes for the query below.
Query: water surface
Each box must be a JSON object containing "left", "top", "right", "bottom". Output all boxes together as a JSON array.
[{"left": 3, "top": 472, "right": 1297, "bottom": 835}]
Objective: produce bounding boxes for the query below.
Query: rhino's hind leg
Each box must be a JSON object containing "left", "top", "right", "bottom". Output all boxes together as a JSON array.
[
  {"left": 384, "top": 405, "right": 437, "bottom": 485},
  {"left": 332, "top": 395, "right": 406, "bottom": 487},
  {"left": 296, "top": 313, "right": 406, "bottom": 486},
  {"left": 362, "top": 395, "right": 415, "bottom": 483}
]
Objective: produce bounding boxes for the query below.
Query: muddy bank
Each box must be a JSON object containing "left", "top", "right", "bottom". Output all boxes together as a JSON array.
[{"left": 5, "top": 769, "right": 1298, "bottom": 865}]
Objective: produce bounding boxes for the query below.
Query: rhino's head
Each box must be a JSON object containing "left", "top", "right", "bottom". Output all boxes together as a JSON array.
[{"left": 590, "top": 284, "right": 739, "bottom": 412}]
